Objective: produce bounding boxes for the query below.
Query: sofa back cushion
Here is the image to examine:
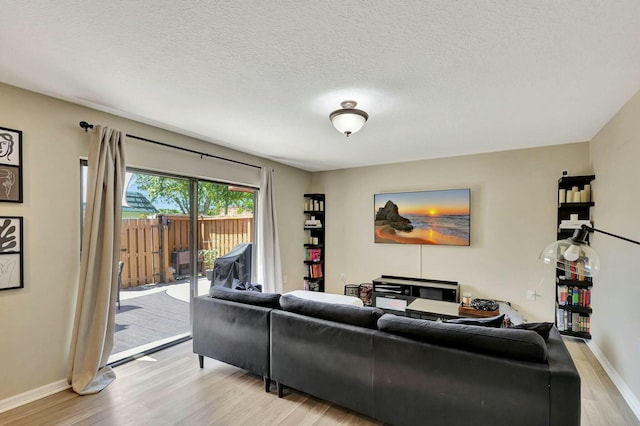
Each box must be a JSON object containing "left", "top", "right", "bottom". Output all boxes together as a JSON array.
[
  {"left": 280, "top": 294, "right": 384, "bottom": 329},
  {"left": 209, "top": 286, "right": 281, "bottom": 309},
  {"left": 377, "top": 314, "right": 547, "bottom": 363},
  {"left": 512, "top": 322, "right": 554, "bottom": 341},
  {"left": 445, "top": 313, "right": 505, "bottom": 327}
]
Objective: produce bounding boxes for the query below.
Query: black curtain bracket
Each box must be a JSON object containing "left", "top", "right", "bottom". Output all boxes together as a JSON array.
[{"left": 79, "top": 121, "right": 94, "bottom": 132}]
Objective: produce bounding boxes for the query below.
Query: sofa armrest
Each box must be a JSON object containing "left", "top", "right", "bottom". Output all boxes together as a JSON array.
[
  {"left": 192, "top": 295, "right": 272, "bottom": 377},
  {"left": 546, "top": 327, "right": 581, "bottom": 426}
]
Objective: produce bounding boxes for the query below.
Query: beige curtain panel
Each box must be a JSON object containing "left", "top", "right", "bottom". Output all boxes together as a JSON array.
[
  {"left": 67, "top": 126, "right": 126, "bottom": 395},
  {"left": 257, "top": 167, "right": 282, "bottom": 293}
]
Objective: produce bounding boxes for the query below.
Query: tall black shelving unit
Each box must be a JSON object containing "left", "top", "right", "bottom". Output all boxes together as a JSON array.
[
  {"left": 304, "top": 193, "right": 325, "bottom": 292},
  {"left": 555, "top": 175, "right": 595, "bottom": 339}
]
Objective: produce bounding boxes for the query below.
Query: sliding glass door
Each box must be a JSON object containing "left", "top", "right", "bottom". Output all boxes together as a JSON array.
[{"left": 80, "top": 163, "right": 256, "bottom": 363}]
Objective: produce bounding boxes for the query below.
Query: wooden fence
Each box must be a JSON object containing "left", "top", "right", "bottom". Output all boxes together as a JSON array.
[{"left": 119, "top": 215, "right": 253, "bottom": 288}]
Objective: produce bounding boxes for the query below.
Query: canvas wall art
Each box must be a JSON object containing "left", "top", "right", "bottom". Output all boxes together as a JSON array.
[{"left": 374, "top": 189, "right": 470, "bottom": 246}]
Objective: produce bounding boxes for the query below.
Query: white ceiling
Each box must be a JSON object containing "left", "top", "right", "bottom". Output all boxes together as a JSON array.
[{"left": 2, "top": 1, "right": 640, "bottom": 172}]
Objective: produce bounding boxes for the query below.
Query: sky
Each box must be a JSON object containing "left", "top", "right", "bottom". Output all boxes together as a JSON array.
[
  {"left": 374, "top": 189, "right": 470, "bottom": 216},
  {"left": 82, "top": 168, "right": 179, "bottom": 210},
  {"left": 126, "top": 174, "right": 180, "bottom": 210}
]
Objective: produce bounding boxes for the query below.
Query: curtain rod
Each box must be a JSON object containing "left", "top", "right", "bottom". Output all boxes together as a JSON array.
[{"left": 79, "top": 121, "right": 261, "bottom": 170}]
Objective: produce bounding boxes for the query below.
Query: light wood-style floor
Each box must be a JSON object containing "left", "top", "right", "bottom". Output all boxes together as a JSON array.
[
  {"left": 564, "top": 338, "right": 639, "bottom": 426},
  {"left": 1, "top": 338, "right": 637, "bottom": 425}
]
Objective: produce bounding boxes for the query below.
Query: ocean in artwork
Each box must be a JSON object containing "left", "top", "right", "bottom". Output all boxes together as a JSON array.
[
  {"left": 374, "top": 188, "right": 471, "bottom": 246},
  {"left": 404, "top": 214, "right": 470, "bottom": 243}
]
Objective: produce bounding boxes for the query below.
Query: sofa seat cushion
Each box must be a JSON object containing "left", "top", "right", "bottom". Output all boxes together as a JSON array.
[
  {"left": 209, "top": 286, "right": 281, "bottom": 308},
  {"left": 280, "top": 294, "right": 384, "bottom": 329},
  {"left": 378, "top": 314, "right": 548, "bottom": 363}
]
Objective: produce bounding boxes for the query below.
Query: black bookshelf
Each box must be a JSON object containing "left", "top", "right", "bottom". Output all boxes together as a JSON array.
[
  {"left": 303, "top": 193, "right": 325, "bottom": 292},
  {"left": 557, "top": 305, "right": 593, "bottom": 314},
  {"left": 559, "top": 330, "right": 592, "bottom": 339},
  {"left": 555, "top": 175, "right": 595, "bottom": 339},
  {"left": 557, "top": 278, "right": 592, "bottom": 288}
]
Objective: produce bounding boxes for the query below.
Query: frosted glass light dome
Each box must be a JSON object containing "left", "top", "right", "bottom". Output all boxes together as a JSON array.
[
  {"left": 539, "top": 230, "right": 601, "bottom": 278},
  {"left": 330, "top": 100, "right": 368, "bottom": 137}
]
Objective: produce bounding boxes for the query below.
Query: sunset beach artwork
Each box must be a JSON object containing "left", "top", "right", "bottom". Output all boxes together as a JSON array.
[{"left": 374, "top": 189, "right": 470, "bottom": 246}]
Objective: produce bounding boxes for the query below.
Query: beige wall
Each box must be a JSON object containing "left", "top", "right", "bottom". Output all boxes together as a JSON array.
[
  {"left": 2, "top": 78, "right": 639, "bottom": 415},
  {"left": 0, "top": 83, "right": 310, "bottom": 400},
  {"left": 311, "top": 144, "right": 592, "bottom": 322},
  {"left": 590, "top": 88, "right": 640, "bottom": 413}
]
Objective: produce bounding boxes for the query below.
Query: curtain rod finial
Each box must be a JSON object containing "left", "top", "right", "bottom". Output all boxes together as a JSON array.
[{"left": 79, "top": 121, "right": 94, "bottom": 132}]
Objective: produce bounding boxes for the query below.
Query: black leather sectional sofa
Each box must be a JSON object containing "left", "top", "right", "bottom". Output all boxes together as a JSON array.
[{"left": 193, "top": 287, "right": 581, "bottom": 426}]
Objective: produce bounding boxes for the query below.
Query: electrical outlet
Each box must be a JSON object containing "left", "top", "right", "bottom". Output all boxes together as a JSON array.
[
  {"left": 527, "top": 290, "right": 536, "bottom": 301},
  {"left": 340, "top": 272, "right": 346, "bottom": 283}
]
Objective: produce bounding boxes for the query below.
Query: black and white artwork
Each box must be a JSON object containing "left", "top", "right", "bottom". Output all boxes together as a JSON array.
[
  {"left": 0, "top": 126, "right": 23, "bottom": 203},
  {"left": 0, "top": 216, "right": 23, "bottom": 290}
]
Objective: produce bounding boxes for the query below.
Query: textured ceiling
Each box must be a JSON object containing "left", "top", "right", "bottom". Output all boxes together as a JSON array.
[{"left": 1, "top": 1, "right": 640, "bottom": 171}]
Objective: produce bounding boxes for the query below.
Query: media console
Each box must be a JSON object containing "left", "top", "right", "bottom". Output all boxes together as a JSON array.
[{"left": 371, "top": 275, "right": 460, "bottom": 315}]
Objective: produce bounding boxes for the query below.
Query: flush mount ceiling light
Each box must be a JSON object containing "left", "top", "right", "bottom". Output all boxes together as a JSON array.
[{"left": 329, "top": 100, "right": 368, "bottom": 137}]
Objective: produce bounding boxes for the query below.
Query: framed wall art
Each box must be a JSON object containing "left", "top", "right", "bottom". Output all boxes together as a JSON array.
[
  {"left": 0, "top": 216, "right": 23, "bottom": 290},
  {"left": 0, "top": 126, "right": 23, "bottom": 203}
]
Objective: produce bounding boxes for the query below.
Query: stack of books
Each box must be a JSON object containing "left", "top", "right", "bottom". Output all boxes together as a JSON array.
[
  {"left": 556, "top": 309, "right": 590, "bottom": 333},
  {"left": 306, "top": 263, "right": 323, "bottom": 278},
  {"left": 304, "top": 219, "right": 322, "bottom": 228},
  {"left": 557, "top": 285, "right": 591, "bottom": 307},
  {"left": 558, "top": 219, "right": 592, "bottom": 230},
  {"left": 561, "top": 261, "right": 592, "bottom": 282},
  {"left": 304, "top": 280, "right": 321, "bottom": 291},
  {"left": 305, "top": 248, "right": 322, "bottom": 261}
]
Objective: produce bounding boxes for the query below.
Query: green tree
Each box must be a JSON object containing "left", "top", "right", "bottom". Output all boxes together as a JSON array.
[
  {"left": 206, "top": 183, "right": 254, "bottom": 215},
  {"left": 134, "top": 175, "right": 253, "bottom": 216}
]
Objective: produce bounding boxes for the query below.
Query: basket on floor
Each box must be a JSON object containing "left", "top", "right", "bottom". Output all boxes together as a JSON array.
[
  {"left": 358, "top": 283, "right": 373, "bottom": 306},
  {"left": 344, "top": 284, "right": 360, "bottom": 297}
]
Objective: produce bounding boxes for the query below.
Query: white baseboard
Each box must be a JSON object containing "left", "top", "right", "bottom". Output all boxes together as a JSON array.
[
  {"left": 0, "top": 379, "right": 70, "bottom": 414},
  {"left": 587, "top": 340, "right": 640, "bottom": 421}
]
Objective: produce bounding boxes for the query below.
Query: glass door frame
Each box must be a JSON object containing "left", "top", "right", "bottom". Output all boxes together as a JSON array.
[
  {"left": 82, "top": 161, "right": 258, "bottom": 364},
  {"left": 124, "top": 169, "right": 258, "bottom": 331}
]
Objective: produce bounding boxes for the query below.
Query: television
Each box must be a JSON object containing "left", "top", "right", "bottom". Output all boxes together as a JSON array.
[{"left": 374, "top": 189, "right": 470, "bottom": 246}]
